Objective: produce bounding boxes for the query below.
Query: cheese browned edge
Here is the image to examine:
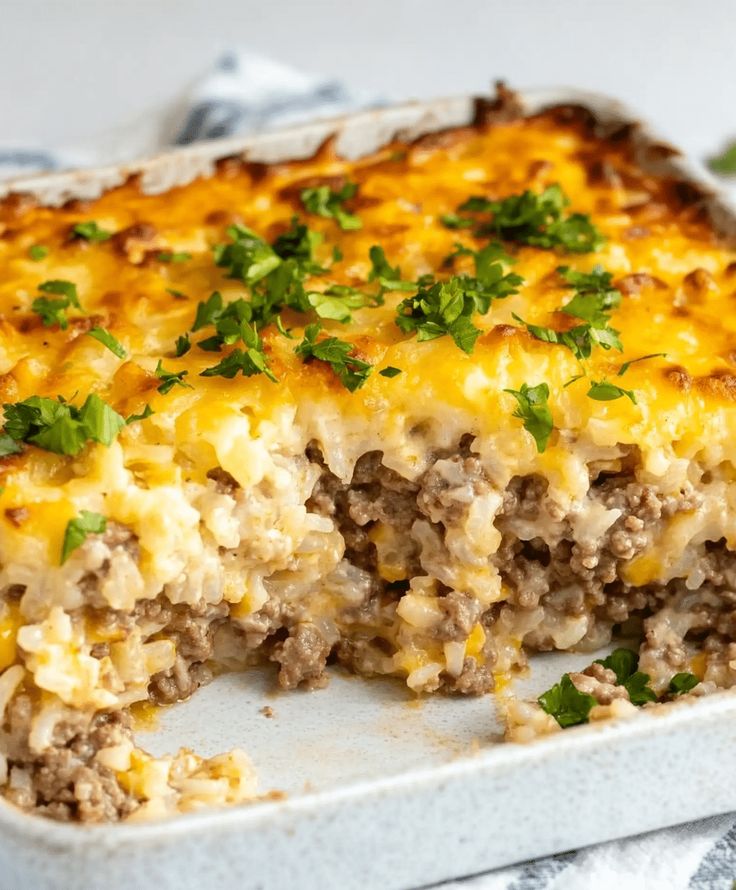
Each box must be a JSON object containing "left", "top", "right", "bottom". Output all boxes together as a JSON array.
[{"left": 0, "top": 86, "right": 735, "bottom": 820}]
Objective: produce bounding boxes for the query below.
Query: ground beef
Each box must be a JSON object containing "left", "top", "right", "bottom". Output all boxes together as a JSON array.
[
  {"left": 434, "top": 591, "right": 484, "bottom": 641},
  {"left": 442, "top": 657, "right": 494, "bottom": 695},
  {"left": 270, "top": 622, "right": 332, "bottom": 689}
]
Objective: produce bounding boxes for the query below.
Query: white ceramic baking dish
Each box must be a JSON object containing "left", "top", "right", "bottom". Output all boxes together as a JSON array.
[{"left": 1, "top": 88, "right": 736, "bottom": 890}]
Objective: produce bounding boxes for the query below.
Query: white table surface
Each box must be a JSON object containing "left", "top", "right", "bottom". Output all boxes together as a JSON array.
[{"left": 1, "top": 0, "right": 735, "bottom": 163}]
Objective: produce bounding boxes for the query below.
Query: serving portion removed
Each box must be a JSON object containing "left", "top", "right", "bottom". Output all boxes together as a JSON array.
[{"left": 0, "top": 86, "right": 735, "bottom": 823}]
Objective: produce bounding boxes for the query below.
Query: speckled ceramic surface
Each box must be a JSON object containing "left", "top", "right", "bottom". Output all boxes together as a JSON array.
[{"left": 1, "top": 90, "right": 736, "bottom": 890}]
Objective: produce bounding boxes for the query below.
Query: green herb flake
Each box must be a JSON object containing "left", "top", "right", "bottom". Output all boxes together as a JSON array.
[
  {"left": 157, "top": 251, "right": 192, "bottom": 263},
  {"left": 447, "top": 184, "right": 604, "bottom": 253},
  {"left": 669, "top": 672, "right": 699, "bottom": 696},
  {"left": 587, "top": 380, "right": 637, "bottom": 404},
  {"left": 295, "top": 323, "right": 372, "bottom": 392},
  {"left": 126, "top": 404, "right": 154, "bottom": 425},
  {"left": 504, "top": 382, "right": 554, "bottom": 453},
  {"left": 379, "top": 366, "right": 402, "bottom": 378},
  {"left": 175, "top": 334, "right": 191, "bottom": 357},
  {"left": 708, "top": 144, "right": 736, "bottom": 176},
  {"left": 307, "top": 284, "right": 372, "bottom": 323},
  {"left": 28, "top": 244, "right": 49, "bottom": 261},
  {"left": 300, "top": 182, "right": 362, "bottom": 231},
  {"left": 61, "top": 510, "right": 107, "bottom": 564},
  {"left": 0, "top": 434, "right": 22, "bottom": 457},
  {"left": 2, "top": 393, "right": 125, "bottom": 456},
  {"left": 538, "top": 673, "right": 597, "bottom": 728},
  {"left": 72, "top": 221, "right": 112, "bottom": 242},
  {"left": 368, "top": 245, "right": 415, "bottom": 292},
  {"left": 617, "top": 353, "right": 668, "bottom": 376},
  {"left": 86, "top": 327, "right": 127, "bottom": 358},
  {"left": 166, "top": 288, "right": 188, "bottom": 301},
  {"left": 31, "top": 279, "right": 82, "bottom": 330},
  {"left": 558, "top": 265, "right": 621, "bottom": 326},
  {"left": 214, "top": 224, "right": 282, "bottom": 284},
  {"left": 200, "top": 323, "right": 276, "bottom": 382},
  {"left": 595, "top": 648, "right": 656, "bottom": 705},
  {"left": 155, "top": 361, "right": 193, "bottom": 395}
]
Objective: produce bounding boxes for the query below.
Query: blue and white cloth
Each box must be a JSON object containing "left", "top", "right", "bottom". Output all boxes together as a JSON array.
[{"left": 1, "top": 50, "right": 735, "bottom": 889}]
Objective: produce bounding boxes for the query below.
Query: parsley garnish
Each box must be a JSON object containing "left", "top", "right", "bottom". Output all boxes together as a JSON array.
[
  {"left": 668, "top": 672, "right": 699, "bottom": 695},
  {"left": 708, "top": 144, "right": 736, "bottom": 176},
  {"left": 513, "top": 313, "right": 622, "bottom": 361},
  {"left": 300, "top": 183, "right": 362, "bottom": 231},
  {"left": 157, "top": 251, "right": 192, "bottom": 263},
  {"left": 396, "top": 245, "right": 522, "bottom": 354},
  {"left": 272, "top": 217, "right": 325, "bottom": 271},
  {"left": 595, "top": 648, "right": 656, "bottom": 705},
  {"left": 126, "top": 404, "right": 154, "bottom": 424},
  {"left": 28, "top": 244, "right": 49, "bottom": 261},
  {"left": 617, "top": 353, "right": 667, "bottom": 376},
  {"left": 439, "top": 213, "right": 474, "bottom": 230},
  {"left": 2, "top": 394, "right": 125, "bottom": 456},
  {"left": 379, "top": 366, "right": 402, "bottom": 378},
  {"left": 587, "top": 380, "right": 637, "bottom": 404},
  {"left": 505, "top": 382, "right": 553, "bottom": 453},
  {"left": 31, "top": 279, "right": 82, "bottom": 330},
  {"left": 558, "top": 265, "right": 621, "bottom": 326},
  {"left": 61, "top": 510, "right": 107, "bottom": 564},
  {"left": 444, "top": 184, "right": 604, "bottom": 253},
  {"left": 154, "top": 361, "right": 192, "bottom": 394},
  {"left": 86, "top": 327, "right": 126, "bottom": 358},
  {"left": 295, "top": 323, "right": 372, "bottom": 391},
  {"left": 166, "top": 288, "right": 188, "bottom": 300},
  {"left": 307, "top": 284, "right": 373, "bottom": 322},
  {"left": 0, "top": 435, "right": 22, "bottom": 457},
  {"left": 214, "top": 224, "right": 282, "bottom": 284},
  {"left": 200, "top": 324, "right": 277, "bottom": 382},
  {"left": 72, "top": 221, "right": 112, "bottom": 242},
  {"left": 175, "top": 334, "right": 191, "bottom": 357},
  {"left": 538, "top": 674, "right": 596, "bottom": 728},
  {"left": 368, "top": 245, "right": 415, "bottom": 292}
]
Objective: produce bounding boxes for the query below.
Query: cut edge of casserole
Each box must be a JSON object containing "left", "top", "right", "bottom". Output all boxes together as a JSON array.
[{"left": 0, "top": 84, "right": 735, "bottom": 822}]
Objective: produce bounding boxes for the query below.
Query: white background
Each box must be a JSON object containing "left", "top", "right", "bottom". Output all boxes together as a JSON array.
[{"left": 1, "top": 0, "right": 735, "bottom": 162}]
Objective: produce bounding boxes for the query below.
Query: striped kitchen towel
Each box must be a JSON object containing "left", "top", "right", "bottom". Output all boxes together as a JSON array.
[{"left": 1, "top": 49, "right": 735, "bottom": 890}]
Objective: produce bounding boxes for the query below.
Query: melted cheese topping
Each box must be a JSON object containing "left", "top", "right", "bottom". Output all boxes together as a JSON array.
[{"left": 0, "top": 108, "right": 735, "bottom": 578}]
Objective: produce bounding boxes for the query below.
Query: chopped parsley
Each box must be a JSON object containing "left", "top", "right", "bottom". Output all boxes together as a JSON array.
[
  {"left": 368, "top": 245, "right": 415, "bottom": 292},
  {"left": 558, "top": 265, "right": 621, "bottom": 326},
  {"left": 595, "top": 648, "right": 656, "bottom": 705},
  {"left": 708, "top": 143, "right": 736, "bottom": 176},
  {"left": 395, "top": 245, "right": 522, "bottom": 354},
  {"left": 175, "top": 334, "right": 191, "bottom": 357},
  {"left": 214, "top": 224, "right": 282, "bottom": 284},
  {"left": 307, "top": 284, "right": 373, "bottom": 323},
  {"left": 126, "top": 404, "right": 154, "bottom": 424},
  {"left": 28, "top": 244, "right": 49, "bottom": 261},
  {"left": 154, "top": 361, "right": 192, "bottom": 394},
  {"left": 668, "top": 672, "right": 699, "bottom": 695},
  {"left": 587, "top": 380, "right": 637, "bottom": 404},
  {"left": 0, "top": 435, "right": 22, "bottom": 457},
  {"left": 504, "top": 382, "right": 553, "bottom": 453},
  {"left": 300, "top": 182, "right": 362, "bottom": 231},
  {"left": 200, "top": 323, "right": 276, "bottom": 382},
  {"left": 157, "top": 251, "right": 192, "bottom": 263},
  {"left": 538, "top": 674, "right": 596, "bottom": 728},
  {"left": 2, "top": 394, "right": 125, "bottom": 456},
  {"left": 166, "top": 288, "right": 188, "bottom": 301},
  {"left": 86, "top": 327, "right": 126, "bottom": 358},
  {"left": 72, "top": 221, "right": 112, "bottom": 242},
  {"left": 379, "top": 366, "right": 402, "bottom": 378},
  {"left": 61, "top": 511, "right": 107, "bottom": 564},
  {"left": 444, "top": 184, "right": 604, "bottom": 253},
  {"left": 513, "top": 313, "right": 622, "bottom": 361},
  {"left": 272, "top": 217, "right": 325, "bottom": 272},
  {"left": 31, "top": 279, "right": 82, "bottom": 330},
  {"left": 617, "top": 353, "right": 667, "bottom": 376},
  {"left": 295, "top": 323, "right": 372, "bottom": 391}
]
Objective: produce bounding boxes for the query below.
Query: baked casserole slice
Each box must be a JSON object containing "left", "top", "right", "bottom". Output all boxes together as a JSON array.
[{"left": 0, "top": 88, "right": 734, "bottom": 821}]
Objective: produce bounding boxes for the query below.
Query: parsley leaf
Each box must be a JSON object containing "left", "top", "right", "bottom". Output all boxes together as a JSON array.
[
  {"left": 295, "top": 323, "right": 372, "bottom": 391},
  {"left": 126, "top": 404, "right": 154, "bottom": 424},
  {"left": 0, "top": 435, "right": 22, "bottom": 457},
  {"left": 668, "top": 672, "right": 699, "bottom": 695},
  {"left": 595, "top": 648, "right": 656, "bottom": 705},
  {"left": 300, "top": 182, "right": 362, "bottom": 231},
  {"left": 28, "top": 244, "right": 49, "bottom": 261},
  {"left": 155, "top": 361, "right": 192, "bottom": 395},
  {"left": 439, "top": 213, "right": 474, "bottom": 230},
  {"left": 175, "top": 334, "right": 191, "bottom": 357},
  {"left": 505, "top": 382, "right": 553, "bottom": 453},
  {"left": 307, "top": 284, "right": 372, "bottom": 322},
  {"left": 446, "top": 184, "right": 604, "bottom": 253},
  {"left": 708, "top": 143, "right": 736, "bottom": 176},
  {"left": 587, "top": 380, "right": 637, "bottom": 404},
  {"left": 72, "top": 221, "right": 112, "bottom": 242},
  {"left": 200, "top": 323, "right": 277, "bottom": 382},
  {"left": 368, "top": 245, "right": 415, "bottom": 292},
  {"left": 86, "top": 327, "right": 126, "bottom": 358},
  {"left": 166, "top": 288, "right": 188, "bottom": 301},
  {"left": 2, "top": 394, "right": 125, "bottom": 456},
  {"left": 157, "top": 251, "right": 192, "bottom": 263},
  {"left": 61, "top": 510, "right": 107, "bottom": 564},
  {"left": 379, "top": 366, "right": 402, "bottom": 378},
  {"left": 538, "top": 673, "right": 596, "bottom": 728},
  {"left": 513, "top": 313, "right": 622, "bottom": 361},
  {"left": 214, "top": 224, "right": 282, "bottom": 284},
  {"left": 272, "top": 217, "right": 325, "bottom": 271},
  {"left": 617, "top": 353, "right": 667, "bottom": 376},
  {"left": 31, "top": 279, "right": 82, "bottom": 330},
  {"left": 558, "top": 265, "right": 621, "bottom": 326}
]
